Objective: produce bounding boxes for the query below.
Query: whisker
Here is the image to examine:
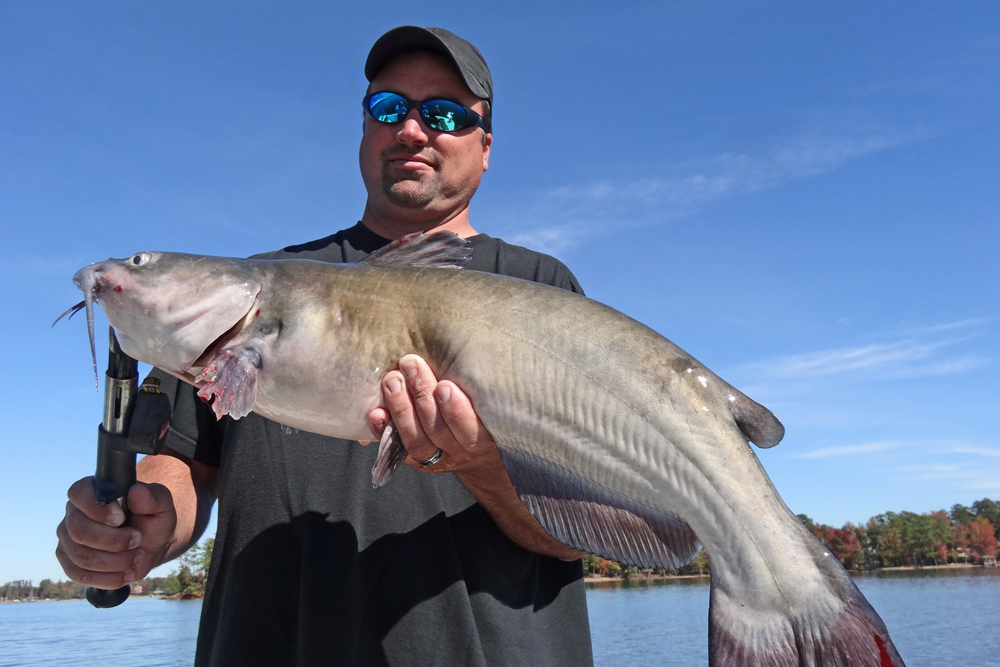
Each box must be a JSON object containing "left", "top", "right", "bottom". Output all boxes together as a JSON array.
[{"left": 52, "top": 300, "right": 86, "bottom": 327}]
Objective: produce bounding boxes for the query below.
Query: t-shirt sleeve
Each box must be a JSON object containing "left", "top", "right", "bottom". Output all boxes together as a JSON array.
[
  {"left": 481, "top": 237, "right": 586, "bottom": 296},
  {"left": 544, "top": 258, "right": 585, "bottom": 296},
  {"left": 149, "top": 368, "right": 226, "bottom": 468}
]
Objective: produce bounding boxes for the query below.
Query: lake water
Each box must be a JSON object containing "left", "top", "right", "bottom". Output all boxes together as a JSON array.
[
  {"left": 586, "top": 568, "right": 1000, "bottom": 666},
  {"left": 1, "top": 568, "right": 997, "bottom": 666}
]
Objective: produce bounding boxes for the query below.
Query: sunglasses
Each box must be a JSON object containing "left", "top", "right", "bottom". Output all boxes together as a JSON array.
[{"left": 363, "top": 91, "right": 489, "bottom": 133}]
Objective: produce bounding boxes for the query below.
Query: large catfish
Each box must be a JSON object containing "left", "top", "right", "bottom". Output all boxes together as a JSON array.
[{"left": 64, "top": 232, "right": 904, "bottom": 666}]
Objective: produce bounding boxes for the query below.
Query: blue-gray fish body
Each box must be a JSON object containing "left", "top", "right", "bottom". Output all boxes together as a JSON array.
[{"left": 67, "top": 232, "right": 904, "bottom": 667}]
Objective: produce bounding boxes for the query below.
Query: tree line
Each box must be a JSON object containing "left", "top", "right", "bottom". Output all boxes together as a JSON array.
[
  {"left": 6, "top": 499, "right": 999, "bottom": 599},
  {"left": 1, "top": 538, "right": 214, "bottom": 602},
  {"left": 797, "top": 498, "right": 998, "bottom": 570},
  {"left": 582, "top": 497, "right": 1000, "bottom": 579}
]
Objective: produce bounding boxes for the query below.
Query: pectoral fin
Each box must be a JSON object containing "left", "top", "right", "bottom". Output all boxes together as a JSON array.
[
  {"left": 499, "top": 447, "right": 701, "bottom": 569},
  {"left": 371, "top": 420, "right": 408, "bottom": 488},
  {"left": 195, "top": 347, "right": 261, "bottom": 420}
]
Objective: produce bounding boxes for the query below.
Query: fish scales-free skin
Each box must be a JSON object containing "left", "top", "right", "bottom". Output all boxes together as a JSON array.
[{"left": 68, "top": 232, "right": 904, "bottom": 667}]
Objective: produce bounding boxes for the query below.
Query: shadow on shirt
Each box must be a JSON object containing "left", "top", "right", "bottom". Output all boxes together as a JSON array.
[{"left": 196, "top": 504, "right": 591, "bottom": 667}]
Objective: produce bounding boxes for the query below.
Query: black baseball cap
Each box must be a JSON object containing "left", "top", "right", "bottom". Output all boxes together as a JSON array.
[{"left": 365, "top": 26, "right": 493, "bottom": 104}]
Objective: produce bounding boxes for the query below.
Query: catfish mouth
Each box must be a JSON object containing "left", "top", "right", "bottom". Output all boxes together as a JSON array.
[
  {"left": 186, "top": 306, "right": 254, "bottom": 375},
  {"left": 55, "top": 264, "right": 102, "bottom": 388}
]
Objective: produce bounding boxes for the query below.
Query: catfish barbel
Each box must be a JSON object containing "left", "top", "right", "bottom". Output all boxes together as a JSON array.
[{"left": 62, "top": 231, "right": 905, "bottom": 667}]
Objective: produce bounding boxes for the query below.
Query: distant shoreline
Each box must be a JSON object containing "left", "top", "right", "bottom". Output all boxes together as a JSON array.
[
  {"left": 863, "top": 562, "right": 981, "bottom": 572},
  {"left": 582, "top": 561, "right": 988, "bottom": 586},
  {"left": 5, "top": 563, "right": 991, "bottom": 603},
  {"left": 585, "top": 573, "right": 710, "bottom": 583},
  {"left": 0, "top": 594, "right": 164, "bottom": 605}
]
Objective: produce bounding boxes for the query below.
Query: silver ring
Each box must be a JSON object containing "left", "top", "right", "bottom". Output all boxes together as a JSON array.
[{"left": 416, "top": 448, "right": 444, "bottom": 467}]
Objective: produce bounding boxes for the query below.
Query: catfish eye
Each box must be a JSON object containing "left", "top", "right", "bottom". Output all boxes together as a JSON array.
[{"left": 129, "top": 252, "right": 151, "bottom": 267}]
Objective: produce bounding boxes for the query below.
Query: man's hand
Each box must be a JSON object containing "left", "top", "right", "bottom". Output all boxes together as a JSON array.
[
  {"left": 55, "top": 477, "right": 177, "bottom": 589},
  {"left": 367, "top": 354, "right": 584, "bottom": 561},
  {"left": 367, "top": 353, "right": 497, "bottom": 473}
]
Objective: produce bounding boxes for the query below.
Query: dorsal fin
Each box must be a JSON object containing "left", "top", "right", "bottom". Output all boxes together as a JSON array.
[
  {"left": 725, "top": 383, "right": 785, "bottom": 448},
  {"left": 362, "top": 230, "right": 473, "bottom": 268}
]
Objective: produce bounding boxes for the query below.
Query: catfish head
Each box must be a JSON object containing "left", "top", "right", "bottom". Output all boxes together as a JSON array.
[{"left": 62, "top": 252, "right": 261, "bottom": 379}]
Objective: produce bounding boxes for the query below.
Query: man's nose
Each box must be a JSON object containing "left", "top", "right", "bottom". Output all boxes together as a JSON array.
[{"left": 395, "top": 109, "right": 429, "bottom": 146}]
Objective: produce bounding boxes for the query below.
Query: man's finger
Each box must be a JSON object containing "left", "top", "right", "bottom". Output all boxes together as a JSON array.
[
  {"left": 434, "top": 381, "right": 493, "bottom": 455},
  {"left": 367, "top": 407, "right": 390, "bottom": 440},
  {"left": 62, "top": 502, "right": 142, "bottom": 552},
  {"left": 56, "top": 520, "right": 139, "bottom": 573},
  {"left": 66, "top": 477, "right": 126, "bottom": 527},
  {"left": 399, "top": 355, "right": 453, "bottom": 445},
  {"left": 382, "top": 369, "right": 439, "bottom": 464},
  {"left": 55, "top": 544, "right": 135, "bottom": 588}
]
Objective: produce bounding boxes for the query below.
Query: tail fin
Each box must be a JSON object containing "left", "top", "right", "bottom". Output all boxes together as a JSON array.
[{"left": 708, "top": 536, "right": 905, "bottom": 666}]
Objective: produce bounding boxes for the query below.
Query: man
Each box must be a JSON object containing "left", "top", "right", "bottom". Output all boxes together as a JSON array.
[{"left": 56, "top": 26, "right": 594, "bottom": 666}]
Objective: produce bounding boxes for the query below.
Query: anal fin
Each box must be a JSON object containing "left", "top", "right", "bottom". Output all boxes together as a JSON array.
[{"left": 499, "top": 448, "right": 700, "bottom": 569}]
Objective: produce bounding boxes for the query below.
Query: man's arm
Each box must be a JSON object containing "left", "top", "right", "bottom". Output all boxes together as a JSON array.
[
  {"left": 137, "top": 450, "right": 219, "bottom": 563},
  {"left": 368, "top": 354, "right": 584, "bottom": 561},
  {"left": 55, "top": 448, "right": 219, "bottom": 588}
]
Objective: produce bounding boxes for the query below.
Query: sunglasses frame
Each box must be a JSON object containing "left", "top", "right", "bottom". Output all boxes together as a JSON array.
[{"left": 363, "top": 91, "right": 489, "bottom": 133}]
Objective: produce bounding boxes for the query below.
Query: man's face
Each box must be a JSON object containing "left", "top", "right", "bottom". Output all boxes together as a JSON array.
[{"left": 360, "top": 51, "right": 491, "bottom": 222}]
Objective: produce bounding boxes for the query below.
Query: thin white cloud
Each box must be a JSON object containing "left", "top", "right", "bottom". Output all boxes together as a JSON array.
[
  {"left": 921, "top": 318, "right": 991, "bottom": 333},
  {"left": 904, "top": 463, "right": 969, "bottom": 480},
  {"left": 495, "top": 130, "right": 920, "bottom": 254},
  {"left": 952, "top": 446, "right": 1000, "bottom": 458},
  {"left": 793, "top": 441, "right": 902, "bottom": 459},
  {"left": 763, "top": 340, "right": 945, "bottom": 378},
  {"left": 737, "top": 326, "right": 988, "bottom": 382},
  {"left": 901, "top": 462, "right": 1000, "bottom": 491},
  {"left": 963, "top": 479, "right": 1000, "bottom": 490}
]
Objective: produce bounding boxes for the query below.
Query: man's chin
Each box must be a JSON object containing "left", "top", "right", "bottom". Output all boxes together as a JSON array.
[{"left": 382, "top": 181, "right": 437, "bottom": 208}]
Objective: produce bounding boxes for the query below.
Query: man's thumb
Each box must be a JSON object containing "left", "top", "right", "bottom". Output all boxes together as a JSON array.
[{"left": 127, "top": 482, "right": 172, "bottom": 516}]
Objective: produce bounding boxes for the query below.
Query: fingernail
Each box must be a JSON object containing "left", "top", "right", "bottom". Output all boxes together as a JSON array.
[
  {"left": 402, "top": 360, "right": 417, "bottom": 378},
  {"left": 436, "top": 384, "right": 452, "bottom": 402},
  {"left": 106, "top": 508, "right": 124, "bottom": 526},
  {"left": 124, "top": 569, "right": 136, "bottom": 583},
  {"left": 128, "top": 532, "right": 142, "bottom": 549},
  {"left": 386, "top": 376, "right": 403, "bottom": 395}
]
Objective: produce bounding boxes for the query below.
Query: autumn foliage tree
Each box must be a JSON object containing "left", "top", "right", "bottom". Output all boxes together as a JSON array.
[
  {"left": 797, "top": 499, "right": 999, "bottom": 570},
  {"left": 964, "top": 517, "right": 998, "bottom": 563},
  {"left": 812, "top": 523, "right": 864, "bottom": 569},
  {"left": 582, "top": 500, "right": 998, "bottom": 579}
]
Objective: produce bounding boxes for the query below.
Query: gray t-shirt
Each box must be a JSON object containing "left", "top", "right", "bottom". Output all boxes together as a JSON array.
[{"left": 155, "top": 223, "right": 594, "bottom": 667}]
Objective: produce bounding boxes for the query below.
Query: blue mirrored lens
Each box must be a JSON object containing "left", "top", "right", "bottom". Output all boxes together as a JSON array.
[
  {"left": 421, "top": 100, "right": 467, "bottom": 132},
  {"left": 366, "top": 93, "right": 477, "bottom": 132},
  {"left": 368, "top": 92, "right": 409, "bottom": 124}
]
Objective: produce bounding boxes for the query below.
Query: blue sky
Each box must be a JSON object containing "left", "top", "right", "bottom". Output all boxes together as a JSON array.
[{"left": 1, "top": 2, "right": 997, "bottom": 584}]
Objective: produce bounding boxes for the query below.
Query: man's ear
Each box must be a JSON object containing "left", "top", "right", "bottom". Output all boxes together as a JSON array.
[{"left": 482, "top": 132, "right": 492, "bottom": 172}]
